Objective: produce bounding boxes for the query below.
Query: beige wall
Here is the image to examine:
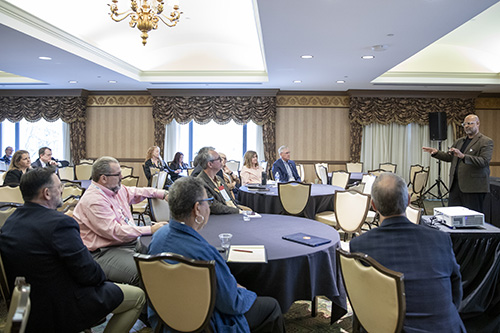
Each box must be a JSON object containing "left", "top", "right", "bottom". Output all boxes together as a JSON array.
[
  {"left": 86, "top": 106, "right": 154, "bottom": 186},
  {"left": 475, "top": 105, "right": 500, "bottom": 178}
]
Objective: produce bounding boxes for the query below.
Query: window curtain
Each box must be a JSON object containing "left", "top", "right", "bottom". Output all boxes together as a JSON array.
[
  {"left": 349, "top": 96, "right": 474, "bottom": 162},
  {"left": 152, "top": 96, "right": 277, "bottom": 169},
  {"left": 361, "top": 122, "right": 455, "bottom": 195},
  {"left": 0, "top": 96, "right": 87, "bottom": 163}
]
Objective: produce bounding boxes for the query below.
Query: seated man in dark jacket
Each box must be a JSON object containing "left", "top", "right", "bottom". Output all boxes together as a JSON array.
[{"left": 0, "top": 167, "right": 145, "bottom": 332}]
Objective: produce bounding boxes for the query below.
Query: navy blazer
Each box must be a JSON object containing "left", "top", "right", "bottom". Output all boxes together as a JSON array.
[
  {"left": 0, "top": 202, "right": 122, "bottom": 333},
  {"left": 272, "top": 158, "right": 301, "bottom": 182},
  {"left": 349, "top": 216, "right": 465, "bottom": 333}
]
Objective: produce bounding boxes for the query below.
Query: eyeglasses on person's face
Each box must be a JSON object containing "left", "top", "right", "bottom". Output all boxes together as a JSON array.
[
  {"left": 210, "top": 156, "right": 222, "bottom": 163},
  {"left": 461, "top": 122, "right": 477, "bottom": 127},
  {"left": 197, "top": 197, "right": 214, "bottom": 206},
  {"left": 103, "top": 172, "right": 122, "bottom": 177}
]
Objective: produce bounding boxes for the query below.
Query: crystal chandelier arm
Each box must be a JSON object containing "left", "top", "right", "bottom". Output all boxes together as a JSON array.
[
  {"left": 158, "top": 10, "right": 182, "bottom": 27},
  {"left": 109, "top": 3, "right": 134, "bottom": 22}
]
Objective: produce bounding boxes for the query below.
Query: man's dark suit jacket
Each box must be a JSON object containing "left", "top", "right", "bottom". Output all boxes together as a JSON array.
[
  {"left": 349, "top": 216, "right": 465, "bottom": 333},
  {"left": 272, "top": 158, "right": 301, "bottom": 182},
  {"left": 0, "top": 202, "right": 123, "bottom": 333},
  {"left": 433, "top": 132, "right": 493, "bottom": 193},
  {"left": 198, "top": 171, "right": 240, "bottom": 214}
]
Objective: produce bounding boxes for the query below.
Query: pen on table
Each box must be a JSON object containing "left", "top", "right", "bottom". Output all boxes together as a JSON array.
[{"left": 233, "top": 249, "right": 253, "bottom": 253}]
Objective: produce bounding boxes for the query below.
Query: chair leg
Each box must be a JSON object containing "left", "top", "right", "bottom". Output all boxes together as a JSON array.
[{"left": 311, "top": 296, "right": 318, "bottom": 317}]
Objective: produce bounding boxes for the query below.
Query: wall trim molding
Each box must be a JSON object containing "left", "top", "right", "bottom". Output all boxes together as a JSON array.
[
  {"left": 86, "top": 95, "right": 153, "bottom": 107},
  {"left": 276, "top": 95, "right": 349, "bottom": 108},
  {"left": 475, "top": 97, "right": 500, "bottom": 110}
]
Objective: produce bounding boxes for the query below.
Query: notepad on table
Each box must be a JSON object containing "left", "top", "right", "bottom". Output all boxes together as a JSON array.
[
  {"left": 282, "top": 232, "right": 331, "bottom": 247},
  {"left": 227, "top": 245, "right": 267, "bottom": 263}
]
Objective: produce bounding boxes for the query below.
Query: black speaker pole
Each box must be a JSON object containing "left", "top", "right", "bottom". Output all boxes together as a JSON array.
[{"left": 424, "top": 141, "right": 449, "bottom": 206}]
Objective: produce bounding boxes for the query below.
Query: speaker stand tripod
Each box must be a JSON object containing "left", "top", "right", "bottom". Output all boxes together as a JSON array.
[{"left": 424, "top": 141, "right": 449, "bottom": 207}]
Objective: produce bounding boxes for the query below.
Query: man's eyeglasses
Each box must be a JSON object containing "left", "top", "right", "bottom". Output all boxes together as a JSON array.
[
  {"left": 198, "top": 198, "right": 214, "bottom": 206},
  {"left": 210, "top": 157, "right": 222, "bottom": 162},
  {"left": 104, "top": 172, "right": 122, "bottom": 177},
  {"left": 461, "top": 122, "right": 477, "bottom": 127}
]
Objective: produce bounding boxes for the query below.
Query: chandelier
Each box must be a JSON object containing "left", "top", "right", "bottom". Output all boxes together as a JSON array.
[{"left": 109, "top": 0, "right": 181, "bottom": 46}]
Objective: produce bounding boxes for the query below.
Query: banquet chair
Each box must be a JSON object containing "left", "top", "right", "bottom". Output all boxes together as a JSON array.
[
  {"left": 121, "top": 175, "right": 140, "bottom": 187},
  {"left": 134, "top": 253, "right": 216, "bottom": 333},
  {"left": 315, "top": 190, "right": 371, "bottom": 240},
  {"left": 409, "top": 170, "right": 429, "bottom": 211},
  {"left": 57, "top": 195, "right": 80, "bottom": 213},
  {"left": 57, "top": 166, "right": 75, "bottom": 181},
  {"left": 121, "top": 165, "right": 134, "bottom": 177},
  {"left": 0, "top": 186, "right": 24, "bottom": 205},
  {"left": 0, "top": 161, "right": 7, "bottom": 172},
  {"left": 0, "top": 252, "right": 11, "bottom": 306},
  {"left": 62, "top": 184, "right": 84, "bottom": 201},
  {"left": 406, "top": 205, "right": 422, "bottom": 224},
  {"left": 120, "top": 175, "right": 148, "bottom": 225},
  {"left": 337, "top": 249, "right": 405, "bottom": 333},
  {"left": 5, "top": 277, "right": 31, "bottom": 333},
  {"left": 79, "top": 159, "right": 94, "bottom": 164},
  {"left": 357, "top": 174, "right": 378, "bottom": 227},
  {"left": 368, "top": 169, "right": 385, "bottom": 177},
  {"left": 346, "top": 162, "right": 363, "bottom": 173},
  {"left": 296, "top": 164, "right": 305, "bottom": 182},
  {"left": 187, "top": 168, "right": 194, "bottom": 176},
  {"left": 74, "top": 162, "right": 93, "bottom": 180},
  {"left": 278, "top": 182, "right": 311, "bottom": 216},
  {"left": 331, "top": 171, "right": 350, "bottom": 189},
  {"left": 156, "top": 171, "right": 169, "bottom": 189},
  {"left": 226, "top": 160, "right": 240, "bottom": 174},
  {"left": 149, "top": 197, "right": 170, "bottom": 222},
  {"left": 314, "top": 163, "right": 328, "bottom": 184},
  {"left": 407, "top": 164, "right": 424, "bottom": 188},
  {"left": 379, "top": 162, "right": 397, "bottom": 173},
  {"left": 261, "top": 161, "right": 268, "bottom": 173},
  {"left": 0, "top": 204, "right": 19, "bottom": 228}
]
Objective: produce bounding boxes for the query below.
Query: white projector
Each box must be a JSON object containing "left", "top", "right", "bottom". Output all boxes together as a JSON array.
[{"left": 433, "top": 206, "right": 484, "bottom": 228}]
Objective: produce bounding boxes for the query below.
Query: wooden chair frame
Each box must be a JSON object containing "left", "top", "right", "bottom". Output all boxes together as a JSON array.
[
  {"left": 337, "top": 249, "right": 406, "bottom": 333},
  {"left": 134, "top": 253, "right": 216, "bottom": 333},
  {"left": 379, "top": 162, "right": 397, "bottom": 173}
]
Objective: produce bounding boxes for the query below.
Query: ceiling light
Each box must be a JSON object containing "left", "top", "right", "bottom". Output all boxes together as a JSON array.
[
  {"left": 371, "top": 45, "right": 388, "bottom": 52},
  {"left": 293, "top": 80, "right": 302, "bottom": 84},
  {"left": 38, "top": 56, "right": 52, "bottom": 61},
  {"left": 109, "top": 0, "right": 182, "bottom": 46},
  {"left": 68, "top": 80, "right": 78, "bottom": 84},
  {"left": 336, "top": 80, "right": 345, "bottom": 84},
  {"left": 362, "top": 55, "right": 375, "bottom": 59},
  {"left": 108, "top": 80, "right": 117, "bottom": 84},
  {"left": 301, "top": 55, "right": 313, "bottom": 59}
]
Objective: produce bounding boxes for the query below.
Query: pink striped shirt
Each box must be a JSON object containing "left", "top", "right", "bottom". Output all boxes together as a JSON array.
[{"left": 74, "top": 181, "right": 165, "bottom": 251}]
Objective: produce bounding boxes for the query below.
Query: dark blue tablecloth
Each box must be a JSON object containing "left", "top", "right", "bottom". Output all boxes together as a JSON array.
[
  {"left": 141, "top": 213, "right": 347, "bottom": 321},
  {"left": 239, "top": 184, "right": 342, "bottom": 219}
]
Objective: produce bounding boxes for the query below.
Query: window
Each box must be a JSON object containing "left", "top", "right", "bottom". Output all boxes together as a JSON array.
[
  {"left": 1, "top": 119, "right": 67, "bottom": 161},
  {"left": 165, "top": 120, "right": 264, "bottom": 164}
]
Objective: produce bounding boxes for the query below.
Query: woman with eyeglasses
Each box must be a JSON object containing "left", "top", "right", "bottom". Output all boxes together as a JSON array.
[
  {"left": 3, "top": 150, "right": 32, "bottom": 187},
  {"left": 148, "top": 177, "right": 285, "bottom": 332}
]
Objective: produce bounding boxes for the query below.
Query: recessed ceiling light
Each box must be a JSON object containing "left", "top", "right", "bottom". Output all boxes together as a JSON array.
[
  {"left": 336, "top": 80, "right": 345, "bottom": 84},
  {"left": 301, "top": 55, "right": 313, "bottom": 59},
  {"left": 293, "top": 80, "right": 302, "bottom": 84},
  {"left": 68, "top": 80, "right": 78, "bottom": 84},
  {"left": 39, "top": 56, "right": 52, "bottom": 61},
  {"left": 108, "top": 80, "right": 117, "bottom": 84},
  {"left": 371, "top": 45, "right": 388, "bottom": 51},
  {"left": 362, "top": 55, "right": 375, "bottom": 59}
]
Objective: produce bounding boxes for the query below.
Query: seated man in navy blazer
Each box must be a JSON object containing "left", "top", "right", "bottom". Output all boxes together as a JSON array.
[
  {"left": 349, "top": 173, "right": 465, "bottom": 332},
  {"left": 272, "top": 145, "right": 301, "bottom": 182},
  {"left": 0, "top": 167, "right": 145, "bottom": 332}
]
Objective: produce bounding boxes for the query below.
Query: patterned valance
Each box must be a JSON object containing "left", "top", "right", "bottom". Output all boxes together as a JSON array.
[
  {"left": 349, "top": 97, "right": 475, "bottom": 162},
  {"left": 0, "top": 96, "right": 87, "bottom": 163},
  {"left": 152, "top": 96, "right": 277, "bottom": 168}
]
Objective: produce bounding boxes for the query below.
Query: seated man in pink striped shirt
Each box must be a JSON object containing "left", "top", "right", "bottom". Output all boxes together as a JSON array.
[{"left": 74, "top": 156, "right": 168, "bottom": 286}]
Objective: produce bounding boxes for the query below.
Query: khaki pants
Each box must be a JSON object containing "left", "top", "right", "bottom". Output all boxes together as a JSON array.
[{"left": 104, "top": 283, "right": 146, "bottom": 332}]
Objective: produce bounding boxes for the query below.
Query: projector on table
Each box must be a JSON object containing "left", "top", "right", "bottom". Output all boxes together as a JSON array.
[{"left": 433, "top": 206, "right": 484, "bottom": 228}]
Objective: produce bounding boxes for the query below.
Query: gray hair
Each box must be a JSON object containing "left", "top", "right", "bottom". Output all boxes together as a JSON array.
[
  {"left": 193, "top": 146, "right": 215, "bottom": 167},
  {"left": 371, "top": 173, "right": 408, "bottom": 217},
  {"left": 92, "top": 156, "right": 119, "bottom": 182},
  {"left": 168, "top": 177, "right": 206, "bottom": 221},
  {"left": 199, "top": 150, "right": 217, "bottom": 170},
  {"left": 278, "top": 145, "right": 288, "bottom": 154}
]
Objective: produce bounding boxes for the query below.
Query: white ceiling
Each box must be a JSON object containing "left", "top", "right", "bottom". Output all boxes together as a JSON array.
[{"left": 1, "top": 0, "right": 499, "bottom": 93}]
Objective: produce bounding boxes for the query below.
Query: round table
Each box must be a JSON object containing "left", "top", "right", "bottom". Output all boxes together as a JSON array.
[
  {"left": 141, "top": 213, "right": 347, "bottom": 321},
  {"left": 238, "top": 184, "right": 343, "bottom": 219}
]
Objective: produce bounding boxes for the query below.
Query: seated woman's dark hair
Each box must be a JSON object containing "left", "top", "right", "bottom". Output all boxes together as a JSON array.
[
  {"left": 20, "top": 166, "right": 57, "bottom": 202},
  {"left": 168, "top": 177, "right": 206, "bottom": 221}
]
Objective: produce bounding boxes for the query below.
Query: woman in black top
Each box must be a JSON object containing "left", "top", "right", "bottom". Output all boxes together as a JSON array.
[
  {"left": 3, "top": 150, "right": 31, "bottom": 186},
  {"left": 168, "top": 152, "right": 188, "bottom": 182},
  {"left": 143, "top": 146, "right": 167, "bottom": 182}
]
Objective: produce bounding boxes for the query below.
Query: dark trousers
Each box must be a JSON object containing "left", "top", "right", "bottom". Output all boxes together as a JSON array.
[
  {"left": 245, "top": 296, "right": 285, "bottom": 333},
  {"left": 448, "top": 181, "right": 486, "bottom": 213}
]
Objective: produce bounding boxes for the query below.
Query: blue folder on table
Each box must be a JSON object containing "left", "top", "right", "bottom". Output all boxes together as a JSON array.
[{"left": 282, "top": 232, "right": 331, "bottom": 247}]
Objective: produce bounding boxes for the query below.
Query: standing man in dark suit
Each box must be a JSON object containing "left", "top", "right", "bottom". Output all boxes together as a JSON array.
[
  {"left": 272, "top": 145, "right": 301, "bottom": 182},
  {"left": 350, "top": 173, "right": 465, "bottom": 332},
  {"left": 0, "top": 167, "right": 145, "bottom": 332},
  {"left": 423, "top": 114, "right": 493, "bottom": 212}
]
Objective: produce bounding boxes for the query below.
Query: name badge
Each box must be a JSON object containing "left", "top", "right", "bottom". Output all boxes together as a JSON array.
[{"left": 220, "top": 188, "right": 231, "bottom": 202}]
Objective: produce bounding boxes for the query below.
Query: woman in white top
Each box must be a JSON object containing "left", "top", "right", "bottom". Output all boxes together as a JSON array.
[{"left": 240, "top": 150, "right": 263, "bottom": 186}]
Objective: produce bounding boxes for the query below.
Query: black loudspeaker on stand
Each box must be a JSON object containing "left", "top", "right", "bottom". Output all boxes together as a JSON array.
[{"left": 425, "top": 112, "right": 449, "bottom": 205}]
